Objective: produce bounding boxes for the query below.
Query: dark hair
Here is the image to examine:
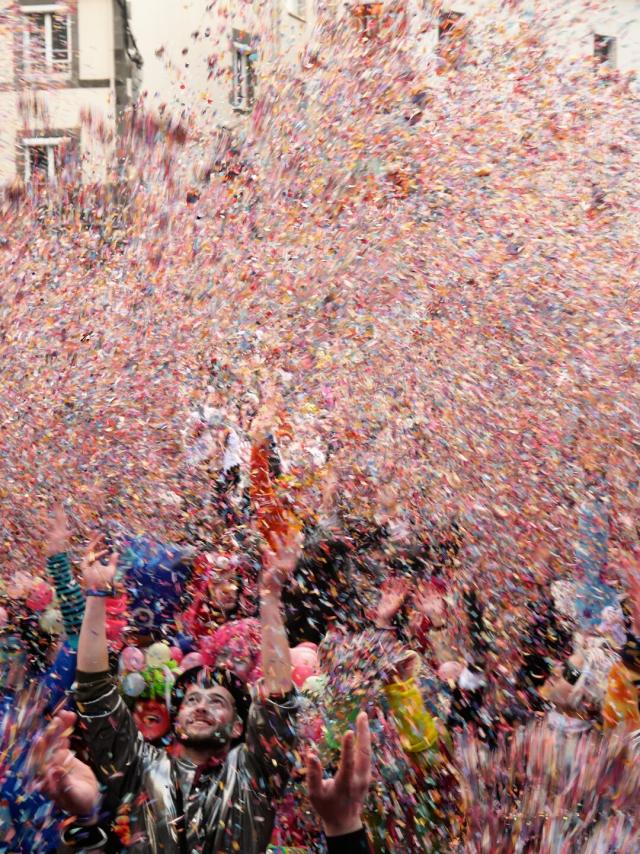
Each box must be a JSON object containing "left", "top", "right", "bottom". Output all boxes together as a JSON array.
[
  {"left": 344, "top": 518, "right": 390, "bottom": 554},
  {"left": 620, "top": 599, "right": 640, "bottom": 672},
  {"left": 12, "top": 607, "right": 53, "bottom": 675},
  {"left": 170, "top": 665, "right": 251, "bottom": 731},
  {"left": 283, "top": 537, "right": 364, "bottom": 645}
]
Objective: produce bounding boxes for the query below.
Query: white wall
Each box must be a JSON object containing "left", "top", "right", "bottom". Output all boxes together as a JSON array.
[
  {"left": 0, "top": 0, "right": 118, "bottom": 185},
  {"left": 129, "top": 0, "right": 309, "bottom": 128},
  {"left": 431, "top": 0, "right": 640, "bottom": 72},
  {"left": 78, "top": 0, "right": 115, "bottom": 80},
  {"left": 0, "top": 91, "right": 19, "bottom": 184},
  {"left": 0, "top": 0, "right": 14, "bottom": 86}
]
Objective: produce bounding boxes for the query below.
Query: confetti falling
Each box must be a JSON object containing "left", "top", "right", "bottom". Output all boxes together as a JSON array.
[{"left": 0, "top": 0, "right": 640, "bottom": 850}]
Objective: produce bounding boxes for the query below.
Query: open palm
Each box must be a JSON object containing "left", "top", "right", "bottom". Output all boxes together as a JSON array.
[
  {"left": 80, "top": 533, "right": 119, "bottom": 591},
  {"left": 306, "top": 711, "right": 372, "bottom": 837},
  {"left": 30, "top": 710, "right": 100, "bottom": 817}
]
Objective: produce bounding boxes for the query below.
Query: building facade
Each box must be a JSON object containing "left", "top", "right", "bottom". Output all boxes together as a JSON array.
[
  {"left": 127, "top": 0, "right": 312, "bottom": 132},
  {"left": 0, "top": 0, "right": 638, "bottom": 187},
  {"left": 0, "top": 0, "right": 139, "bottom": 187}
]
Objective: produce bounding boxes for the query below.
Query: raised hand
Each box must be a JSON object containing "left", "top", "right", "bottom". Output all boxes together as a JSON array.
[
  {"left": 261, "top": 527, "right": 303, "bottom": 598},
  {"left": 80, "top": 533, "right": 119, "bottom": 593},
  {"left": 375, "top": 577, "right": 409, "bottom": 628},
  {"left": 306, "top": 711, "right": 372, "bottom": 837},
  {"left": 44, "top": 501, "right": 70, "bottom": 557},
  {"left": 414, "top": 588, "right": 446, "bottom": 628},
  {"left": 29, "top": 710, "right": 100, "bottom": 819}
]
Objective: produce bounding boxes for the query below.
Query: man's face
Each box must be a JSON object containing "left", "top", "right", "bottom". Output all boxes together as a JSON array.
[
  {"left": 133, "top": 699, "right": 171, "bottom": 743},
  {"left": 207, "top": 565, "right": 239, "bottom": 614},
  {"left": 175, "top": 683, "right": 240, "bottom": 747}
]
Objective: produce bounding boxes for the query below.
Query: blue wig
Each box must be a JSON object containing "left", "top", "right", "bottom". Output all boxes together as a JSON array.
[{"left": 118, "top": 537, "right": 192, "bottom": 637}]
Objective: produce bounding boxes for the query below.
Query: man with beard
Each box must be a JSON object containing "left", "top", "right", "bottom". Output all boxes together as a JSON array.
[{"left": 69, "top": 530, "right": 301, "bottom": 854}]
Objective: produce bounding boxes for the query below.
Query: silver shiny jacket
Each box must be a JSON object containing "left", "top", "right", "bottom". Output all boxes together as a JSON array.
[{"left": 75, "top": 672, "right": 298, "bottom": 853}]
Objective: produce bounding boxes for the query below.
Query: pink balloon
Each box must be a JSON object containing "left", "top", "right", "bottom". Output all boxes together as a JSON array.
[
  {"left": 438, "top": 660, "right": 463, "bottom": 682},
  {"left": 26, "top": 582, "right": 53, "bottom": 612},
  {"left": 181, "top": 652, "right": 204, "bottom": 671},
  {"left": 170, "top": 646, "right": 184, "bottom": 663},
  {"left": 292, "top": 663, "right": 316, "bottom": 688},
  {"left": 11, "top": 572, "right": 32, "bottom": 600},
  {"left": 120, "top": 646, "right": 146, "bottom": 672},
  {"left": 0, "top": 607, "right": 7, "bottom": 627},
  {"left": 290, "top": 645, "right": 319, "bottom": 671},
  {"left": 297, "top": 642, "right": 319, "bottom": 652}
]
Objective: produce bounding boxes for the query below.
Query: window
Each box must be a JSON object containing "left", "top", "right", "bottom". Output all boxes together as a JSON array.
[
  {"left": 594, "top": 34, "right": 616, "bottom": 68},
  {"left": 353, "top": 3, "right": 383, "bottom": 39},
  {"left": 231, "top": 35, "right": 257, "bottom": 112},
  {"left": 287, "top": 0, "right": 306, "bottom": 21},
  {"left": 438, "top": 10, "right": 464, "bottom": 41},
  {"left": 22, "top": 6, "right": 71, "bottom": 76},
  {"left": 23, "top": 137, "right": 67, "bottom": 183}
]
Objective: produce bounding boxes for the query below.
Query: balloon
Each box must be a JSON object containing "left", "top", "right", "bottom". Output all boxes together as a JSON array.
[
  {"left": 0, "top": 607, "right": 7, "bottom": 627},
  {"left": 301, "top": 674, "right": 328, "bottom": 696},
  {"left": 120, "top": 646, "right": 146, "bottom": 672},
  {"left": 146, "top": 642, "right": 171, "bottom": 668},
  {"left": 292, "top": 663, "right": 316, "bottom": 687},
  {"left": 290, "top": 644, "right": 319, "bottom": 671},
  {"left": 39, "top": 607, "right": 63, "bottom": 634},
  {"left": 180, "top": 652, "right": 204, "bottom": 671},
  {"left": 297, "top": 642, "right": 319, "bottom": 652},
  {"left": 170, "top": 646, "right": 184, "bottom": 663},
  {"left": 27, "top": 581, "right": 53, "bottom": 612},
  {"left": 438, "top": 660, "right": 464, "bottom": 683},
  {"left": 10, "top": 572, "right": 31, "bottom": 600},
  {"left": 122, "top": 672, "right": 146, "bottom": 697}
]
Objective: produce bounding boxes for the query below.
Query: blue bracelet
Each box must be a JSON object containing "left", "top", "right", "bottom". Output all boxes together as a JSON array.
[{"left": 85, "top": 589, "right": 116, "bottom": 598}]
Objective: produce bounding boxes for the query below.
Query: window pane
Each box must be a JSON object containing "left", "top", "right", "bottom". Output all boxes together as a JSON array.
[
  {"left": 594, "top": 34, "right": 615, "bottom": 66},
  {"left": 51, "top": 14, "right": 69, "bottom": 69},
  {"left": 438, "top": 11, "right": 463, "bottom": 40},
  {"left": 25, "top": 14, "right": 47, "bottom": 72},
  {"left": 29, "top": 146, "right": 49, "bottom": 178}
]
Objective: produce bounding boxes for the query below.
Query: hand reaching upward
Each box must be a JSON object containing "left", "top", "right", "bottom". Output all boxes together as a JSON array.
[
  {"left": 44, "top": 501, "right": 70, "bottom": 557},
  {"left": 80, "top": 533, "right": 119, "bottom": 593},
  {"left": 306, "top": 711, "right": 372, "bottom": 838},
  {"left": 29, "top": 710, "right": 100, "bottom": 819}
]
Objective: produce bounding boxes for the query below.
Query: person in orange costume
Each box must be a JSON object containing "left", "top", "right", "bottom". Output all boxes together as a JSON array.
[{"left": 603, "top": 600, "right": 640, "bottom": 730}]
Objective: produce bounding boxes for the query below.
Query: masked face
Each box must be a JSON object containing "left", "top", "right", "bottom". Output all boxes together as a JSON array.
[
  {"left": 175, "top": 683, "right": 241, "bottom": 749},
  {"left": 133, "top": 699, "right": 171, "bottom": 743}
]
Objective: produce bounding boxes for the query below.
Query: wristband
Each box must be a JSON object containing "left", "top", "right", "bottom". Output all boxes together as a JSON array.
[
  {"left": 61, "top": 824, "right": 108, "bottom": 849},
  {"left": 85, "top": 589, "right": 116, "bottom": 598}
]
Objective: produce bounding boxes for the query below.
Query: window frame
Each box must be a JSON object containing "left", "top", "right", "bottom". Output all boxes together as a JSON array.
[
  {"left": 353, "top": 3, "right": 383, "bottom": 39},
  {"left": 231, "top": 39, "right": 256, "bottom": 113},
  {"left": 23, "top": 136, "right": 69, "bottom": 184},
  {"left": 287, "top": 0, "right": 306, "bottom": 22},
  {"left": 438, "top": 9, "right": 464, "bottom": 42},
  {"left": 22, "top": 4, "right": 72, "bottom": 79},
  {"left": 594, "top": 33, "right": 616, "bottom": 68}
]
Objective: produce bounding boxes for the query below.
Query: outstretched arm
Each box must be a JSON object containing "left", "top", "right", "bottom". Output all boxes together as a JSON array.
[
  {"left": 44, "top": 502, "right": 85, "bottom": 639},
  {"left": 260, "top": 528, "right": 302, "bottom": 696},
  {"left": 75, "top": 543, "right": 150, "bottom": 800},
  {"left": 29, "top": 709, "right": 109, "bottom": 851},
  {"left": 306, "top": 711, "right": 372, "bottom": 850},
  {"left": 77, "top": 536, "right": 117, "bottom": 673}
]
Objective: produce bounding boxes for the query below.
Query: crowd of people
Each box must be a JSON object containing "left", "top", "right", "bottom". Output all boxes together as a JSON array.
[
  {"left": 1, "top": 7, "right": 640, "bottom": 851},
  {"left": 0, "top": 396, "right": 639, "bottom": 854}
]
